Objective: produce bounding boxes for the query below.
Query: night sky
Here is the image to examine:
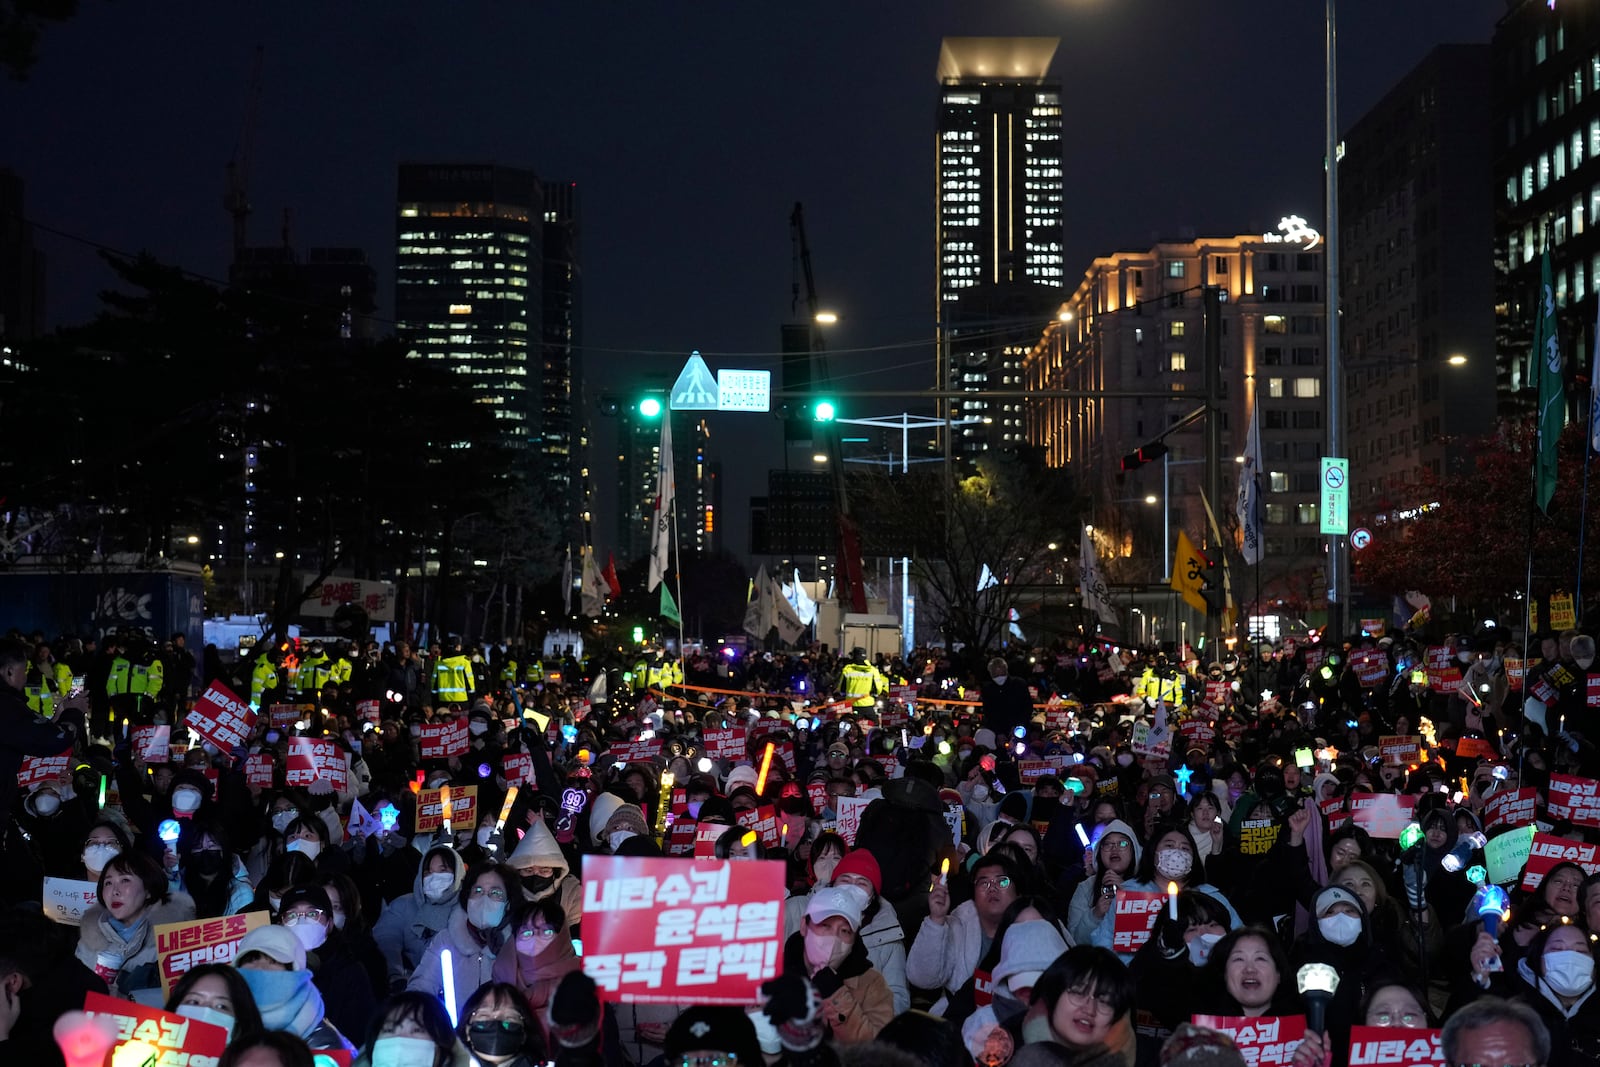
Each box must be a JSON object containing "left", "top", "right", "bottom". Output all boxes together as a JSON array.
[{"left": 7, "top": 0, "right": 1507, "bottom": 562}]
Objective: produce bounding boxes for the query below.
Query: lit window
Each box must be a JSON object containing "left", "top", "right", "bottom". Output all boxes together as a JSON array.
[
  {"left": 448, "top": 304, "right": 472, "bottom": 315},
  {"left": 1267, "top": 377, "right": 1284, "bottom": 398},
  {"left": 1293, "top": 378, "right": 1321, "bottom": 398}
]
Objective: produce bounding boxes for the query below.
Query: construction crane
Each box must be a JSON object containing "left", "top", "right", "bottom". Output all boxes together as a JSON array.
[
  {"left": 790, "top": 202, "right": 868, "bottom": 614},
  {"left": 224, "top": 46, "right": 265, "bottom": 262}
]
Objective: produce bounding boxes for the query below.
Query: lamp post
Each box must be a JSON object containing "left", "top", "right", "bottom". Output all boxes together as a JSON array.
[{"left": 1324, "top": 0, "right": 1347, "bottom": 637}]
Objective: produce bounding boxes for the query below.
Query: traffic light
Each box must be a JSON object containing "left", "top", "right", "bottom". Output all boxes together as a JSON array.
[
  {"left": 1119, "top": 441, "right": 1169, "bottom": 473},
  {"left": 812, "top": 399, "right": 836, "bottom": 422},
  {"left": 638, "top": 397, "right": 663, "bottom": 418},
  {"left": 1197, "top": 549, "right": 1224, "bottom": 616},
  {"left": 597, "top": 392, "right": 666, "bottom": 418}
]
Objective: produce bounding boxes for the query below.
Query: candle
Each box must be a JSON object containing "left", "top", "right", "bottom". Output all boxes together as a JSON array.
[
  {"left": 1168, "top": 880, "right": 1179, "bottom": 920},
  {"left": 121, "top": 718, "right": 129, "bottom": 740},
  {"left": 756, "top": 742, "right": 775, "bottom": 794},
  {"left": 440, "top": 788, "right": 453, "bottom": 835},
  {"left": 939, "top": 858, "right": 950, "bottom": 886}
]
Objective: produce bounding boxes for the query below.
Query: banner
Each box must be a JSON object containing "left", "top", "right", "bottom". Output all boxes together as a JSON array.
[
  {"left": 1180, "top": 719, "right": 1216, "bottom": 749},
  {"left": 1017, "top": 757, "right": 1065, "bottom": 784},
  {"left": 1521, "top": 831, "right": 1600, "bottom": 891},
  {"left": 133, "top": 724, "right": 171, "bottom": 763},
  {"left": 581, "top": 855, "right": 783, "bottom": 1004},
  {"left": 1548, "top": 774, "right": 1600, "bottom": 828},
  {"left": 611, "top": 738, "right": 665, "bottom": 764},
  {"left": 1349, "top": 793, "right": 1417, "bottom": 840},
  {"left": 1423, "top": 646, "right": 1461, "bottom": 693},
  {"left": 155, "top": 911, "right": 269, "bottom": 996},
  {"left": 415, "top": 785, "right": 479, "bottom": 834},
  {"left": 735, "top": 804, "right": 780, "bottom": 848},
  {"left": 243, "top": 753, "right": 275, "bottom": 790},
  {"left": 42, "top": 877, "right": 99, "bottom": 926},
  {"left": 1378, "top": 736, "right": 1422, "bottom": 766},
  {"left": 267, "top": 704, "right": 308, "bottom": 729},
  {"left": 1483, "top": 788, "right": 1538, "bottom": 831},
  {"left": 17, "top": 746, "right": 72, "bottom": 789},
  {"left": 834, "top": 795, "right": 871, "bottom": 845},
  {"left": 1486, "top": 825, "right": 1536, "bottom": 886},
  {"left": 1239, "top": 819, "right": 1282, "bottom": 855},
  {"left": 185, "top": 681, "right": 257, "bottom": 756},
  {"left": 356, "top": 699, "right": 381, "bottom": 725},
  {"left": 284, "top": 737, "right": 348, "bottom": 792},
  {"left": 1348, "top": 1027, "right": 1445, "bottom": 1067},
  {"left": 417, "top": 717, "right": 470, "bottom": 759},
  {"left": 1111, "top": 890, "right": 1164, "bottom": 952},
  {"left": 1351, "top": 649, "right": 1388, "bottom": 687},
  {"left": 1189, "top": 1015, "right": 1306, "bottom": 1067},
  {"left": 83, "top": 990, "right": 230, "bottom": 1067},
  {"left": 703, "top": 728, "right": 747, "bottom": 761},
  {"left": 503, "top": 753, "right": 534, "bottom": 788}
]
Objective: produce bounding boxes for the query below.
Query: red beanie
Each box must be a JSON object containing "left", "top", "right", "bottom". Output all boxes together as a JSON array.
[{"left": 833, "top": 849, "right": 882, "bottom": 895}]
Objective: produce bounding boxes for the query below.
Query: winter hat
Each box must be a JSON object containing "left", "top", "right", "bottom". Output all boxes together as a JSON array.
[
  {"left": 725, "top": 765, "right": 760, "bottom": 794},
  {"left": 664, "top": 1006, "right": 763, "bottom": 1065},
  {"left": 805, "top": 885, "right": 868, "bottom": 930},
  {"left": 588, "top": 792, "right": 625, "bottom": 843},
  {"left": 1312, "top": 885, "right": 1365, "bottom": 918},
  {"left": 237, "top": 924, "right": 306, "bottom": 970},
  {"left": 603, "top": 804, "right": 651, "bottom": 843},
  {"left": 832, "top": 850, "right": 882, "bottom": 895},
  {"left": 974, "top": 728, "right": 998, "bottom": 750},
  {"left": 993, "top": 919, "right": 1068, "bottom": 993}
]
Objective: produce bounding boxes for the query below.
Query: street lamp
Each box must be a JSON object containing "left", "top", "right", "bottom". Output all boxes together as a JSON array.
[
  {"left": 1144, "top": 495, "right": 1158, "bottom": 505},
  {"left": 815, "top": 311, "right": 839, "bottom": 325},
  {"left": 1447, "top": 354, "right": 1468, "bottom": 367}
]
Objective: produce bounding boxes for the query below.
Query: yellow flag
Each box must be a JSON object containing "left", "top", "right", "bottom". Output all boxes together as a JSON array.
[{"left": 1170, "top": 530, "right": 1209, "bottom": 614}]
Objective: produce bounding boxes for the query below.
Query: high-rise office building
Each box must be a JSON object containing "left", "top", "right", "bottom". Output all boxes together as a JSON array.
[
  {"left": 1340, "top": 45, "right": 1495, "bottom": 503},
  {"left": 0, "top": 168, "right": 45, "bottom": 343},
  {"left": 541, "top": 181, "right": 583, "bottom": 545},
  {"left": 230, "top": 245, "right": 378, "bottom": 340},
  {"left": 616, "top": 391, "right": 714, "bottom": 565},
  {"left": 936, "top": 37, "right": 1065, "bottom": 456}
]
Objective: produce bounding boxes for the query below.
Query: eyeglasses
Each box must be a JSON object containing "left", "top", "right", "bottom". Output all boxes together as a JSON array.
[
  {"left": 974, "top": 876, "right": 1012, "bottom": 892},
  {"left": 518, "top": 927, "right": 559, "bottom": 941},
  {"left": 1546, "top": 877, "right": 1583, "bottom": 892},
  {"left": 673, "top": 1057, "right": 740, "bottom": 1067},
  {"left": 1102, "top": 840, "right": 1132, "bottom": 850},
  {"left": 282, "top": 909, "right": 325, "bottom": 926},
  {"left": 470, "top": 886, "right": 508, "bottom": 902},
  {"left": 1064, "top": 985, "right": 1116, "bottom": 1014},
  {"left": 1370, "top": 1011, "right": 1424, "bottom": 1027}
]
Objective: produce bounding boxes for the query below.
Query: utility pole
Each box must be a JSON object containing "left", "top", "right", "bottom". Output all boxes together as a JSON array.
[{"left": 1204, "top": 286, "right": 1223, "bottom": 651}]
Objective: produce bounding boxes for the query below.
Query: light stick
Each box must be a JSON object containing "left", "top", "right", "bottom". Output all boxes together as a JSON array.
[
  {"left": 1296, "top": 962, "right": 1340, "bottom": 1034},
  {"left": 495, "top": 787, "right": 519, "bottom": 833},
  {"left": 1477, "top": 884, "right": 1511, "bottom": 937},
  {"left": 53, "top": 1011, "right": 117, "bottom": 1067},
  {"left": 440, "top": 948, "right": 458, "bottom": 1025},
  {"left": 939, "top": 858, "right": 949, "bottom": 886},
  {"left": 98, "top": 775, "right": 106, "bottom": 810},
  {"left": 756, "top": 742, "right": 774, "bottom": 794},
  {"left": 121, "top": 718, "right": 129, "bottom": 740},
  {"left": 1075, "top": 823, "right": 1091, "bottom": 848},
  {"left": 440, "top": 788, "right": 453, "bottom": 836},
  {"left": 655, "top": 771, "right": 674, "bottom": 844}
]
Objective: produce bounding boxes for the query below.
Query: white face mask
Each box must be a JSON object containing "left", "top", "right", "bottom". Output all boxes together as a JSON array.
[
  {"left": 332, "top": 911, "right": 347, "bottom": 930},
  {"left": 1155, "top": 848, "right": 1193, "bottom": 880},
  {"left": 608, "top": 829, "right": 636, "bottom": 851},
  {"left": 971, "top": 784, "right": 990, "bottom": 803},
  {"left": 83, "top": 844, "right": 119, "bottom": 874},
  {"left": 1116, "top": 753, "right": 1135, "bottom": 767},
  {"left": 1579, "top": 656, "right": 1597, "bottom": 671},
  {"left": 172, "top": 788, "right": 203, "bottom": 814},
  {"left": 371, "top": 1036, "right": 441, "bottom": 1067},
  {"left": 286, "top": 838, "right": 321, "bottom": 861},
  {"left": 475, "top": 826, "right": 494, "bottom": 848},
  {"left": 1543, "top": 950, "right": 1596, "bottom": 997},
  {"left": 289, "top": 919, "right": 328, "bottom": 952},
  {"left": 992, "top": 675, "right": 1008, "bottom": 686},
  {"left": 271, "top": 810, "right": 297, "bottom": 834},
  {"left": 175, "top": 1003, "right": 235, "bottom": 1039},
  {"left": 1182, "top": 931, "right": 1220, "bottom": 966},
  {"left": 422, "top": 871, "right": 455, "bottom": 901},
  {"left": 469, "top": 720, "right": 488, "bottom": 736},
  {"left": 467, "top": 897, "right": 507, "bottom": 930},
  {"left": 34, "top": 793, "right": 61, "bottom": 816},
  {"left": 1318, "top": 913, "right": 1362, "bottom": 947},
  {"left": 1456, "top": 651, "right": 1473, "bottom": 665}
]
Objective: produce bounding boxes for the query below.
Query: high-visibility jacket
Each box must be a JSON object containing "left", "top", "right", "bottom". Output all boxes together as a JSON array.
[
  {"left": 631, "top": 658, "right": 651, "bottom": 692},
  {"left": 648, "top": 659, "right": 683, "bottom": 690},
  {"left": 328, "top": 656, "right": 353, "bottom": 686},
  {"left": 24, "top": 666, "right": 60, "bottom": 718},
  {"left": 251, "top": 658, "right": 279, "bottom": 706},
  {"left": 500, "top": 661, "right": 519, "bottom": 686},
  {"left": 432, "top": 655, "right": 474, "bottom": 705},
  {"left": 1135, "top": 668, "right": 1186, "bottom": 711},
  {"left": 107, "top": 657, "right": 163, "bottom": 698},
  {"left": 524, "top": 660, "right": 544, "bottom": 684},
  {"left": 840, "top": 662, "right": 883, "bottom": 708},
  {"left": 294, "top": 653, "right": 331, "bottom": 694}
]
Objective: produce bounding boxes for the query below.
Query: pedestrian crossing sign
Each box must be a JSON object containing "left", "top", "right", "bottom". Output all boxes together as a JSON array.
[{"left": 670, "top": 351, "right": 720, "bottom": 411}]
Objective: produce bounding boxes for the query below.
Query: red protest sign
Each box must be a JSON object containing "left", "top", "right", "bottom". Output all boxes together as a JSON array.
[
  {"left": 154, "top": 911, "right": 270, "bottom": 995},
  {"left": 1424, "top": 646, "right": 1461, "bottom": 692},
  {"left": 693, "top": 823, "right": 728, "bottom": 858},
  {"left": 806, "top": 781, "right": 829, "bottom": 816},
  {"left": 185, "top": 681, "right": 257, "bottom": 755},
  {"left": 243, "top": 753, "right": 275, "bottom": 790},
  {"left": 1320, "top": 796, "right": 1350, "bottom": 831},
  {"left": 284, "top": 737, "right": 348, "bottom": 792},
  {"left": 1222, "top": 719, "right": 1244, "bottom": 744},
  {"left": 133, "top": 724, "right": 171, "bottom": 763},
  {"left": 1179, "top": 719, "right": 1216, "bottom": 748},
  {"left": 1521, "top": 833, "right": 1600, "bottom": 891},
  {"left": 611, "top": 738, "right": 665, "bottom": 764},
  {"left": 1111, "top": 890, "right": 1164, "bottom": 952},
  {"left": 415, "top": 785, "right": 478, "bottom": 833},
  {"left": 1045, "top": 704, "right": 1074, "bottom": 731},
  {"left": 1348, "top": 1027, "right": 1445, "bottom": 1067},
  {"left": 735, "top": 804, "right": 780, "bottom": 847},
  {"left": 1484, "top": 788, "right": 1538, "bottom": 831},
  {"left": 1454, "top": 736, "right": 1499, "bottom": 760},
  {"left": 667, "top": 820, "right": 697, "bottom": 856},
  {"left": 503, "top": 753, "right": 534, "bottom": 788},
  {"left": 417, "top": 717, "right": 469, "bottom": 759},
  {"left": 1190, "top": 1015, "right": 1306, "bottom": 1067},
  {"left": 1548, "top": 774, "right": 1600, "bottom": 828},
  {"left": 16, "top": 746, "right": 71, "bottom": 789},
  {"left": 1349, "top": 793, "right": 1418, "bottom": 839},
  {"left": 1504, "top": 657, "right": 1524, "bottom": 691},
  {"left": 1351, "top": 649, "right": 1388, "bottom": 687},
  {"left": 1203, "top": 679, "right": 1230, "bottom": 708},
  {"left": 580, "top": 855, "right": 783, "bottom": 1005},
  {"left": 267, "top": 704, "right": 307, "bottom": 729},
  {"left": 1378, "top": 736, "right": 1422, "bottom": 766},
  {"left": 83, "top": 989, "right": 230, "bottom": 1066},
  {"left": 1017, "top": 756, "right": 1065, "bottom": 783},
  {"left": 356, "top": 699, "right": 381, "bottom": 725},
  {"left": 703, "top": 728, "right": 747, "bottom": 761}
]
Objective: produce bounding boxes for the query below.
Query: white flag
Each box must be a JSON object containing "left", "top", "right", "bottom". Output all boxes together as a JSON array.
[
  {"left": 1236, "top": 400, "right": 1265, "bottom": 565},
  {"left": 1079, "top": 527, "right": 1119, "bottom": 629},
  {"left": 580, "top": 546, "right": 608, "bottom": 618},
  {"left": 772, "top": 575, "right": 807, "bottom": 645},
  {"left": 561, "top": 545, "right": 573, "bottom": 617},
  {"left": 790, "top": 569, "right": 818, "bottom": 626},
  {"left": 743, "top": 565, "right": 774, "bottom": 639},
  {"left": 977, "top": 563, "right": 999, "bottom": 592},
  {"left": 587, "top": 671, "right": 608, "bottom": 705},
  {"left": 647, "top": 418, "right": 675, "bottom": 591}
]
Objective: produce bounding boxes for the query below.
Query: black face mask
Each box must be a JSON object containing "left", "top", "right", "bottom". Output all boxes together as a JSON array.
[
  {"left": 468, "top": 1020, "right": 525, "bottom": 1057},
  {"left": 187, "top": 850, "right": 226, "bottom": 878},
  {"left": 522, "top": 872, "right": 556, "bottom": 896}
]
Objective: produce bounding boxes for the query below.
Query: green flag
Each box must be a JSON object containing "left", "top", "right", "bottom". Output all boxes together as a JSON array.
[
  {"left": 659, "top": 584, "right": 681, "bottom": 626},
  {"left": 1534, "top": 246, "right": 1565, "bottom": 514}
]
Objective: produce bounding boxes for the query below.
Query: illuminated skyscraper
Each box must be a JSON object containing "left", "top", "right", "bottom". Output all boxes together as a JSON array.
[{"left": 936, "top": 37, "right": 1064, "bottom": 456}]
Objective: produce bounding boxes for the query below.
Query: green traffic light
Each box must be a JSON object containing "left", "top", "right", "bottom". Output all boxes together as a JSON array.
[
  {"left": 639, "top": 397, "right": 663, "bottom": 418},
  {"left": 813, "top": 400, "right": 836, "bottom": 422},
  {"left": 632, "top": 626, "right": 645, "bottom": 643}
]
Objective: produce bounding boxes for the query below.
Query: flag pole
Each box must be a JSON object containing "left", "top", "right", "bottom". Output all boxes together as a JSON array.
[
  {"left": 671, "top": 487, "right": 685, "bottom": 661},
  {"left": 1578, "top": 298, "right": 1600, "bottom": 615},
  {"left": 1524, "top": 227, "right": 1554, "bottom": 705}
]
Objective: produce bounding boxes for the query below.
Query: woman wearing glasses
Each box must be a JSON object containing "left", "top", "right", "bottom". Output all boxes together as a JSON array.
[
  {"left": 455, "top": 982, "right": 550, "bottom": 1067},
  {"left": 1067, "top": 819, "right": 1141, "bottom": 946},
  {"left": 491, "top": 897, "right": 582, "bottom": 1021},
  {"left": 407, "top": 862, "right": 519, "bottom": 1011},
  {"left": 1089, "top": 824, "right": 1242, "bottom": 961},
  {"left": 1019, "top": 945, "right": 1136, "bottom": 1063}
]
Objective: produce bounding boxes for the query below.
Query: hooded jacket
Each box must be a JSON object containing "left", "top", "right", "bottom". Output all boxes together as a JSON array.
[
  {"left": 74, "top": 892, "right": 196, "bottom": 1002},
  {"left": 506, "top": 818, "right": 583, "bottom": 933},
  {"left": 490, "top": 924, "right": 582, "bottom": 1016},
  {"left": 407, "top": 903, "right": 513, "bottom": 1011},
  {"left": 372, "top": 846, "right": 465, "bottom": 983},
  {"left": 1068, "top": 819, "right": 1143, "bottom": 945}
]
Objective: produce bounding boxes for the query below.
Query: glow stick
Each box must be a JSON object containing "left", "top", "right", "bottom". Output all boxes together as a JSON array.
[
  {"left": 741, "top": 830, "right": 758, "bottom": 847},
  {"left": 1075, "top": 823, "right": 1090, "bottom": 848},
  {"left": 495, "top": 786, "right": 519, "bottom": 832},
  {"left": 939, "top": 858, "right": 949, "bottom": 886},
  {"left": 440, "top": 788, "right": 453, "bottom": 835},
  {"left": 121, "top": 718, "right": 129, "bottom": 740},
  {"left": 756, "top": 742, "right": 774, "bottom": 794},
  {"left": 440, "top": 948, "right": 458, "bottom": 1024},
  {"left": 1168, "top": 880, "right": 1179, "bottom": 920},
  {"left": 98, "top": 775, "right": 107, "bottom": 810}
]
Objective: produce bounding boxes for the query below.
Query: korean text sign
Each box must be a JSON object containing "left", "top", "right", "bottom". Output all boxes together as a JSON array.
[
  {"left": 1349, "top": 793, "right": 1417, "bottom": 840},
  {"left": 1111, "top": 890, "right": 1163, "bottom": 952},
  {"left": 1483, "top": 788, "right": 1538, "bottom": 831},
  {"left": 1547, "top": 774, "right": 1600, "bottom": 828},
  {"left": 284, "top": 737, "right": 349, "bottom": 791},
  {"left": 581, "top": 855, "right": 783, "bottom": 1005},
  {"left": 185, "top": 681, "right": 257, "bottom": 756},
  {"left": 155, "top": 910, "right": 269, "bottom": 996},
  {"left": 1189, "top": 1015, "right": 1306, "bottom": 1067},
  {"left": 1521, "top": 832, "right": 1600, "bottom": 891},
  {"left": 16, "top": 746, "right": 71, "bottom": 788},
  {"left": 83, "top": 990, "right": 230, "bottom": 1067},
  {"left": 417, "top": 717, "right": 470, "bottom": 758},
  {"left": 1347, "top": 1027, "right": 1445, "bottom": 1067},
  {"left": 415, "top": 785, "right": 478, "bottom": 833}
]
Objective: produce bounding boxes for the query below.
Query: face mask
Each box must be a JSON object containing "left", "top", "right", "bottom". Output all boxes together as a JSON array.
[
  {"left": 971, "top": 784, "right": 990, "bottom": 803},
  {"left": 1543, "top": 950, "right": 1595, "bottom": 997},
  {"left": 1318, "top": 913, "right": 1362, "bottom": 947},
  {"left": 408, "top": 723, "right": 422, "bottom": 738},
  {"left": 468, "top": 1021, "right": 525, "bottom": 1058},
  {"left": 176, "top": 1003, "right": 236, "bottom": 1040},
  {"left": 1116, "top": 753, "right": 1135, "bottom": 767},
  {"left": 268, "top": 893, "right": 283, "bottom": 912},
  {"left": 33, "top": 793, "right": 61, "bottom": 816},
  {"left": 422, "top": 872, "right": 455, "bottom": 901},
  {"left": 959, "top": 748, "right": 973, "bottom": 761},
  {"left": 1187, "top": 932, "right": 1223, "bottom": 966},
  {"left": 187, "top": 849, "right": 226, "bottom": 877},
  {"left": 1456, "top": 651, "right": 1473, "bottom": 665},
  {"left": 83, "top": 844, "right": 118, "bottom": 874},
  {"left": 286, "top": 838, "right": 321, "bottom": 861},
  {"left": 521, "top": 871, "right": 555, "bottom": 896},
  {"left": 608, "top": 829, "right": 636, "bottom": 851},
  {"left": 992, "top": 675, "right": 1008, "bottom": 685},
  {"left": 804, "top": 930, "right": 848, "bottom": 971},
  {"left": 271, "top": 810, "right": 297, "bottom": 834},
  {"left": 467, "top": 897, "right": 506, "bottom": 930},
  {"left": 469, "top": 720, "right": 488, "bottom": 736},
  {"left": 332, "top": 911, "right": 347, "bottom": 930},
  {"left": 371, "top": 1036, "right": 440, "bottom": 1067},
  {"left": 172, "top": 788, "right": 203, "bottom": 814},
  {"left": 289, "top": 919, "right": 328, "bottom": 952},
  {"left": 686, "top": 801, "right": 703, "bottom": 819},
  {"left": 475, "top": 826, "right": 494, "bottom": 848},
  {"left": 1155, "top": 848, "right": 1193, "bottom": 880},
  {"left": 1580, "top": 656, "right": 1597, "bottom": 671}
]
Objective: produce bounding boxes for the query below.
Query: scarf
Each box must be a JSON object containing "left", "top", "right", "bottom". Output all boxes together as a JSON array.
[
  {"left": 239, "top": 967, "right": 325, "bottom": 1040},
  {"left": 491, "top": 936, "right": 580, "bottom": 994}
]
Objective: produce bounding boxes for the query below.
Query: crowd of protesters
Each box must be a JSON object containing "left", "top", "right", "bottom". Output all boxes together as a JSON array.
[{"left": 0, "top": 620, "right": 1592, "bottom": 1067}]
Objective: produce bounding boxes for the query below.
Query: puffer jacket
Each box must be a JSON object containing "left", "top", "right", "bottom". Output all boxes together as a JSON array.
[
  {"left": 74, "top": 892, "right": 195, "bottom": 1002},
  {"left": 783, "top": 889, "right": 910, "bottom": 1014},
  {"left": 905, "top": 898, "right": 986, "bottom": 1016},
  {"left": 506, "top": 817, "right": 583, "bottom": 933},
  {"left": 372, "top": 846, "right": 465, "bottom": 984},
  {"left": 407, "top": 905, "right": 512, "bottom": 1012}
]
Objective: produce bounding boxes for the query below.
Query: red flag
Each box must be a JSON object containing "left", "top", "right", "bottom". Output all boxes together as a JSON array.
[{"left": 603, "top": 553, "right": 622, "bottom": 598}]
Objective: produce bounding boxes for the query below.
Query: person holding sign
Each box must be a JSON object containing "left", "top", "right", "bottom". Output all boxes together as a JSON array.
[
  {"left": 784, "top": 885, "right": 894, "bottom": 1043},
  {"left": 1089, "top": 827, "right": 1241, "bottom": 960},
  {"left": 0, "top": 638, "right": 76, "bottom": 819},
  {"left": 73, "top": 849, "right": 195, "bottom": 1001},
  {"left": 1127, "top": 890, "right": 1236, "bottom": 1031}
]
